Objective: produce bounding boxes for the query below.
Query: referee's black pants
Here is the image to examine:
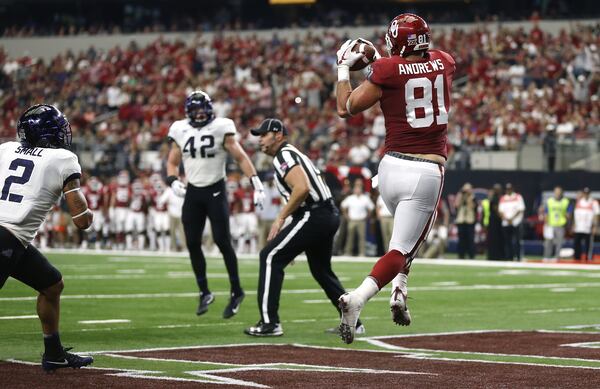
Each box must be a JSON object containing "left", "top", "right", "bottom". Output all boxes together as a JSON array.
[
  {"left": 182, "top": 180, "right": 242, "bottom": 296},
  {"left": 257, "top": 203, "right": 345, "bottom": 324}
]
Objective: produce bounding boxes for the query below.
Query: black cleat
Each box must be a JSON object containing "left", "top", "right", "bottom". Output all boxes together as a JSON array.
[
  {"left": 196, "top": 293, "right": 215, "bottom": 316},
  {"left": 42, "top": 347, "right": 94, "bottom": 372},
  {"left": 244, "top": 320, "right": 283, "bottom": 337},
  {"left": 223, "top": 291, "right": 245, "bottom": 319}
]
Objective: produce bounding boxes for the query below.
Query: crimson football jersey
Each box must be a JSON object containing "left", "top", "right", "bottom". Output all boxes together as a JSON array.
[
  {"left": 368, "top": 49, "right": 455, "bottom": 158},
  {"left": 150, "top": 187, "right": 168, "bottom": 212},
  {"left": 83, "top": 185, "right": 106, "bottom": 211},
  {"left": 111, "top": 184, "right": 131, "bottom": 208},
  {"left": 233, "top": 188, "right": 255, "bottom": 213},
  {"left": 130, "top": 191, "right": 148, "bottom": 213}
]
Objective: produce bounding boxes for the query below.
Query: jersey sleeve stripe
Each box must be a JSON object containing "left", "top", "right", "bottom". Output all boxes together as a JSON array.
[{"left": 62, "top": 172, "right": 81, "bottom": 189}]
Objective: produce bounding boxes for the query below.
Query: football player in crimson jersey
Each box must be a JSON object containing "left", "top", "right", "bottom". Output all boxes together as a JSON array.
[
  {"left": 81, "top": 176, "right": 109, "bottom": 249},
  {"left": 335, "top": 13, "right": 455, "bottom": 344},
  {"left": 128, "top": 179, "right": 149, "bottom": 250},
  {"left": 232, "top": 178, "right": 258, "bottom": 254},
  {"left": 109, "top": 170, "right": 132, "bottom": 250},
  {"left": 148, "top": 175, "right": 170, "bottom": 252}
]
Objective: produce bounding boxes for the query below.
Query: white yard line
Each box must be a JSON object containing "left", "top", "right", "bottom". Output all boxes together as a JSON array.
[
  {"left": 116, "top": 269, "right": 146, "bottom": 274},
  {"left": 0, "top": 315, "right": 38, "bottom": 320},
  {"left": 0, "top": 289, "right": 325, "bottom": 301},
  {"left": 562, "top": 324, "right": 600, "bottom": 329},
  {"left": 79, "top": 319, "right": 131, "bottom": 324},
  {"left": 550, "top": 288, "right": 576, "bottom": 292},
  {"left": 43, "top": 248, "right": 600, "bottom": 270},
  {"left": 4, "top": 281, "right": 600, "bottom": 303}
]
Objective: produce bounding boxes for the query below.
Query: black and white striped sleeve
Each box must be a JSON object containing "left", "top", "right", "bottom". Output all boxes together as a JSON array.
[{"left": 273, "top": 150, "right": 298, "bottom": 178}]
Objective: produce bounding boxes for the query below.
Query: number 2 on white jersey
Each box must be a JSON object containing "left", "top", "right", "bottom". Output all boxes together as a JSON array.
[{"left": 405, "top": 74, "right": 448, "bottom": 128}]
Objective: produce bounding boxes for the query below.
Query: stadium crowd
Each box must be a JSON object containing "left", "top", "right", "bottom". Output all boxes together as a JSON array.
[
  {"left": 1, "top": 1, "right": 584, "bottom": 38},
  {"left": 1, "top": 18, "right": 599, "bottom": 258},
  {"left": 29, "top": 166, "right": 599, "bottom": 263},
  {"left": 1, "top": 22, "right": 599, "bottom": 172}
]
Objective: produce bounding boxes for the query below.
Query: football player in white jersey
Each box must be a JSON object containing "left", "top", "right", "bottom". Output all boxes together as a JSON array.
[
  {"left": 166, "top": 90, "right": 265, "bottom": 318},
  {"left": 0, "top": 105, "right": 94, "bottom": 371}
]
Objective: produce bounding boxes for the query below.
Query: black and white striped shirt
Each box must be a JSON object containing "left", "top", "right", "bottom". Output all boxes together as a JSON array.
[{"left": 272, "top": 142, "right": 332, "bottom": 206}]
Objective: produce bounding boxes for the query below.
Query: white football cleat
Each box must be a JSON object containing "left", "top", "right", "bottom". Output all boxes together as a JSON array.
[
  {"left": 338, "top": 292, "right": 364, "bottom": 344},
  {"left": 390, "top": 287, "right": 411, "bottom": 326}
]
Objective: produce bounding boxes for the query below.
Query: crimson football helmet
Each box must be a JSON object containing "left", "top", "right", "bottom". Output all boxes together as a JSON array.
[
  {"left": 117, "top": 170, "right": 130, "bottom": 186},
  {"left": 88, "top": 176, "right": 102, "bottom": 192},
  {"left": 385, "top": 13, "right": 431, "bottom": 57}
]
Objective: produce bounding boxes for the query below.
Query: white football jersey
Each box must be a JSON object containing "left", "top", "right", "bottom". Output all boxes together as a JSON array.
[
  {"left": 168, "top": 117, "right": 236, "bottom": 187},
  {"left": 0, "top": 141, "right": 81, "bottom": 246}
]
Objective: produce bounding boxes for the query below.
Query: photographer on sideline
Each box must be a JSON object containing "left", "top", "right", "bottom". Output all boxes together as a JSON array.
[{"left": 455, "top": 182, "right": 477, "bottom": 259}]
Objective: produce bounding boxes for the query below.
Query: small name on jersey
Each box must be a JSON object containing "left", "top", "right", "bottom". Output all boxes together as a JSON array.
[
  {"left": 15, "top": 146, "right": 44, "bottom": 157},
  {"left": 398, "top": 59, "right": 444, "bottom": 75}
]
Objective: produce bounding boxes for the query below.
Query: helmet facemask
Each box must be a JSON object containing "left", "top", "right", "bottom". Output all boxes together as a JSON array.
[{"left": 185, "top": 91, "right": 215, "bottom": 128}]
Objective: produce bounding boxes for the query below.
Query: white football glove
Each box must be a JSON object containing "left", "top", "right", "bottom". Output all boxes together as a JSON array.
[
  {"left": 336, "top": 39, "right": 365, "bottom": 68},
  {"left": 171, "top": 179, "right": 187, "bottom": 198},
  {"left": 251, "top": 175, "right": 265, "bottom": 210}
]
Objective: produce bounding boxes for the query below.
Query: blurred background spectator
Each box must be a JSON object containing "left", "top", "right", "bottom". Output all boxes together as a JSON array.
[
  {"left": 543, "top": 186, "right": 572, "bottom": 261},
  {"left": 341, "top": 179, "right": 374, "bottom": 256},
  {"left": 455, "top": 183, "right": 478, "bottom": 259},
  {"left": 484, "top": 184, "right": 505, "bottom": 260},
  {"left": 499, "top": 183, "right": 526, "bottom": 261},
  {"left": 1, "top": 1, "right": 599, "bottom": 260},
  {"left": 572, "top": 187, "right": 599, "bottom": 261}
]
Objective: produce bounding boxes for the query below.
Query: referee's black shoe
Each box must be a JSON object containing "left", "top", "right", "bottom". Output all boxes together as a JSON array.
[
  {"left": 223, "top": 291, "right": 245, "bottom": 319},
  {"left": 244, "top": 320, "right": 283, "bottom": 337},
  {"left": 196, "top": 293, "right": 215, "bottom": 316},
  {"left": 42, "top": 347, "right": 94, "bottom": 372}
]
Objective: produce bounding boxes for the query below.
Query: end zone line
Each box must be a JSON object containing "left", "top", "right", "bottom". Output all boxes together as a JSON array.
[
  {"left": 43, "top": 248, "right": 600, "bottom": 270},
  {"left": 362, "top": 337, "right": 600, "bottom": 365}
]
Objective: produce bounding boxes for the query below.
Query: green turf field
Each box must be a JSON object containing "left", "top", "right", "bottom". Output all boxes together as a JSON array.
[{"left": 2, "top": 251, "right": 600, "bottom": 375}]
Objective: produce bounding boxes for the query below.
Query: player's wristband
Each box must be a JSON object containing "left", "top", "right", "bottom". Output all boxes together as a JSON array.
[
  {"left": 250, "top": 175, "right": 264, "bottom": 191},
  {"left": 337, "top": 65, "right": 350, "bottom": 81},
  {"left": 166, "top": 175, "right": 178, "bottom": 186}
]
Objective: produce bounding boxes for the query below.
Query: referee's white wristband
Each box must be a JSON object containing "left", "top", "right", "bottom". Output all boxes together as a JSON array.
[{"left": 337, "top": 65, "right": 350, "bottom": 82}]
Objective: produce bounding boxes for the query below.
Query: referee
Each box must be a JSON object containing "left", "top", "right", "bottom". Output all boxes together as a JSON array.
[{"left": 244, "top": 118, "right": 363, "bottom": 336}]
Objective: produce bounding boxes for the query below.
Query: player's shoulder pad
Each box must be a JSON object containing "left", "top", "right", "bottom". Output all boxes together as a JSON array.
[
  {"left": 368, "top": 57, "right": 396, "bottom": 85},
  {"left": 0, "top": 141, "right": 18, "bottom": 152},
  {"left": 212, "top": 117, "right": 237, "bottom": 136},
  {"left": 430, "top": 49, "right": 456, "bottom": 67},
  {"left": 168, "top": 119, "right": 190, "bottom": 136},
  {"left": 52, "top": 148, "right": 82, "bottom": 179},
  {"left": 54, "top": 147, "right": 80, "bottom": 164}
]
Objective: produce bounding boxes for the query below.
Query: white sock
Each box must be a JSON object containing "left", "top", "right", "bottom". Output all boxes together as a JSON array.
[
  {"left": 391, "top": 273, "right": 408, "bottom": 296},
  {"left": 236, "top": 238, "right": 245, "bottom": 254},
  {"left": 353, "top": 277, "right": 380, "bottom": 302},
  {"left": 149, "top": 231, "right": 157, "bottom": 251}
]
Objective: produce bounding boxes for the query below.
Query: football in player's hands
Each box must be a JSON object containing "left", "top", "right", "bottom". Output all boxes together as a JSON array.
[{"left": 349, "top": 40, "right": 378, "bottom": 71}]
